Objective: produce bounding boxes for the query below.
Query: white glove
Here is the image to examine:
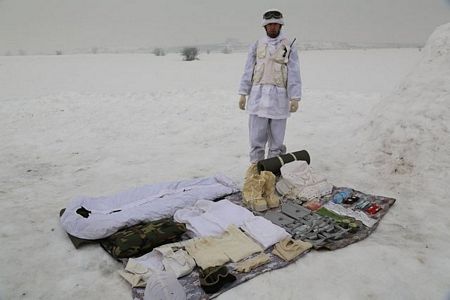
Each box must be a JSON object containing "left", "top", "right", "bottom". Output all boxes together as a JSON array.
[
  {"left": 239, "top": 95, "right": 246, "bottom": 110},
  {"left": 290, "top": 99, "right": 299, "bottom": 112}
]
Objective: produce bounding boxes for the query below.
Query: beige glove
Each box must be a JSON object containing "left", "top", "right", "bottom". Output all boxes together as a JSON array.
[
  {"left": 239, "top": 95, "right": 246, "bottom": 110},
  {"left": 289, "top": 99, "right": 300, "bottom": 112}
]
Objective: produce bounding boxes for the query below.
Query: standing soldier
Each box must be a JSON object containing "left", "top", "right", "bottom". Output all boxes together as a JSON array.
[{"left": 239, "top": 9, "right": 302, "bottom": 165}]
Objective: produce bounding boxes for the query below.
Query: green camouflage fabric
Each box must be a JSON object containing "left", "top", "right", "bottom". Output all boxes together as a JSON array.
[
  {"left": 100, "top": 218, "right": 186, "bottom": 259},
  {"left": 315, "top": 207, "right": 360, "bottom": 230}
]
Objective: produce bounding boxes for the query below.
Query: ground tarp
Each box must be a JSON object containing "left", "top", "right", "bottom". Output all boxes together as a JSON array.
[{"left": 130, "top": 189, "right": 395, "bottom": 300}]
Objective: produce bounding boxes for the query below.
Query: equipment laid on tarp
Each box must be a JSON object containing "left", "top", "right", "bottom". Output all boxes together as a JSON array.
[
  {"left": 59, "top": 170, "right": 396, "bottom": 300},
  {"left": 128, "top": 190, "right": 395, "bottom": 300}
]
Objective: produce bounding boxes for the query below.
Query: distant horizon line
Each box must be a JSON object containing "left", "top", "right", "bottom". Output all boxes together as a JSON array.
[{"left": 1, "top": 40, "right": 423, "bottom": 57}]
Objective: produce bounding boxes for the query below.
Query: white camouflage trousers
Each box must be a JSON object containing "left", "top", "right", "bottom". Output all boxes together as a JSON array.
[{"left": 248, "top": 114, "right": 287, "bottom": 163}]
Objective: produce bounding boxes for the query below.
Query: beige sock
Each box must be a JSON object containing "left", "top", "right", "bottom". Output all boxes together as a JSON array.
[
  {"left": 272, "top": 238, "right": 312, "bottom": 261},
  {"left": 118, "top": 270, "right": 148, "bottom": 288},
  {"left": 235, "top": 253, "right": 271, "bottom": 273}
]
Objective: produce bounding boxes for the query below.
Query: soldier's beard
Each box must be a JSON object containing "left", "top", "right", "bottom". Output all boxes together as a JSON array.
[{"left": 265, "top": 28, "right": 281, "bottom": 38}]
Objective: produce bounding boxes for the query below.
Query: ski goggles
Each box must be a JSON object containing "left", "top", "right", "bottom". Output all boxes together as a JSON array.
[{"left": 263, "top": 10, "right": 283, "bottom": 20}]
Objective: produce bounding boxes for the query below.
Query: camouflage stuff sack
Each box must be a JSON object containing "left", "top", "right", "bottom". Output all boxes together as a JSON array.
[{"left": 100, "top": 218, "right": 187, "bottom": 259}]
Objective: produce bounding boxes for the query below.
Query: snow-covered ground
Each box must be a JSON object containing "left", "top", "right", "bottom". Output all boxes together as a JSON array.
[{"left": 1, "top": 24, "right": 449, "bottom": 299}]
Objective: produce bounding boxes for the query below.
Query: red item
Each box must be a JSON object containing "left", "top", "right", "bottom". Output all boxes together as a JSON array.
[
  {"left": 304, "top": 200, "right": 322, "bottom": 211},
  {"left": 366, "top": 203, "right": 381, "bottom": 215}
]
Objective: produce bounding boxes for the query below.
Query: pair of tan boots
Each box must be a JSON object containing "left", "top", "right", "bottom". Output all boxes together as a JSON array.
[{"left": 242, "top": 164, "right": 280, "bottom": 212}]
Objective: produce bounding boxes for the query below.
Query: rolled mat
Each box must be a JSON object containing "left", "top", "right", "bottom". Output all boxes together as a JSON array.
[{"left": 257, "top": 150, "right": 310, "bottom": 175}]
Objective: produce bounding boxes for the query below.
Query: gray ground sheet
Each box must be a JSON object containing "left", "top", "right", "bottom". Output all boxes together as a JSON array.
[{"left": 131, "top": 189, "right": 396, "bottom": 299}]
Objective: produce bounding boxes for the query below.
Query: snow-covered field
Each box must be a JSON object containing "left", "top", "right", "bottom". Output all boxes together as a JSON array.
[{"left": 1, "top": 24, "right": 449, "bottom": 299}]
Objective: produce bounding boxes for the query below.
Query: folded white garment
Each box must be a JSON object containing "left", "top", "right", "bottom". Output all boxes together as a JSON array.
[
  {"left": 276, "top": 177, "right": 333, "bottom": 200},
  {"left": 241, "top": 216, "right": 290, "bottom": 249},
  {"left": 119, "top": 242, "right": 196, "bottom": 288},
  {"left": 173, "top": 203, "right": 224, "bottom": 237},
  {"left": 281, "top": 160, "right": 325, "bottom": 185},
  {"left": 160, "top": 248, "right": 196, "bottom": 278},
  {"left": 277, "top": 161, "right": 333, "bottom": 200},
  {"left": 129, "top": 251, "right": 164, "bottom": 272},
  {"left": 119, "top": 258, "right": 157, "bottom": 288},
  {"left": 174, "top": 199, "right": 255, "bottom": 237}
]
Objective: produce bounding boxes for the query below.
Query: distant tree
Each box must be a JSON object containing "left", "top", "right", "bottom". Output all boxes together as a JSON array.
[
  {"left": 153, "top": 48, "right": 166, "bottom": 56},
  {"left": 56, "top": 50, "right": 63, "bottom": 55},
  {"left": 222, "top": 45, "right": 232, "bottom": 54},
  {"left": 181, "top": 47, "right": 199, "bottom": 61},
  {"left": 5, "top": 50, "right": 11, "bottom": 56},
  {"left": 91, "top": 47, "right": 98, "bottom": 54},
  {"left": 206, "top": 49, "right": 211, "bottom": 54},
  {"left": 18, "top": 49, "right": 26, "bottom": 56}
]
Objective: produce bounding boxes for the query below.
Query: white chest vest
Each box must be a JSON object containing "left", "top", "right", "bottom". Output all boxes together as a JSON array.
[{"left": 252, "top": 38, "right": 291, "bottom": 88}]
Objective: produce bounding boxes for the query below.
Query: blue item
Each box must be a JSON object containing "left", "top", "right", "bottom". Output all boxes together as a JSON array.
[{"left": 332, "top": 188, "right": 352, "bottom": 204}]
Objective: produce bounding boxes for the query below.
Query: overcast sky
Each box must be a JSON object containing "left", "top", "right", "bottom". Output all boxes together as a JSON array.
[{"left": 0, "top": 0, "right": 449, "bottom": 53}]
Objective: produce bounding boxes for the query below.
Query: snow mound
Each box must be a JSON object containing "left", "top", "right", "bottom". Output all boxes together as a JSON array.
[{"left": 360, "top": 23, "right": 450, "bottom": 178}]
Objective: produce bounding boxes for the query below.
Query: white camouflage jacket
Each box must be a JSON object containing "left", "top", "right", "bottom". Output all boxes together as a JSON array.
[{"left": 239, "top": 33, "right": 302, "bottom": 119}]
